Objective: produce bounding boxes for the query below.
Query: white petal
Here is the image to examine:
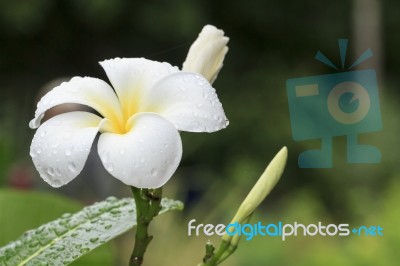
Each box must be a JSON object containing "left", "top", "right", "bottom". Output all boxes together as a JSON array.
[
  {"left": 182, "top": 25, "right": 229, "bottom": 84},
  {"left": 99, "top": 58, "right": 179, "bottom": 118},
  {"left": 29, "top": 77, "right": 122, "bottom": 129},
  {"left": 30, "top": 112, "right": 103, "bottom": 187},
  {"left": 140, "top": 72, "right": 229, "bottom": 132},
  {"left": 97, "top": 113, "right": 182, "bottom": 188}
]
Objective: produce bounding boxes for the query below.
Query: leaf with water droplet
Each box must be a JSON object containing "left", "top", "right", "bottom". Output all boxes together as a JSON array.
[{"left": 0, "top": 197, "right": 183, "bottom": 265}]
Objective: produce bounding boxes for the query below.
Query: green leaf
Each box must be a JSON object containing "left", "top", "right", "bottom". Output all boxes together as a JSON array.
[
  {"left": 0, "top": 189, "right": 115, "bottom": 266},
  {"left": 0, "top": 196, "right": 183, "bottom": 266}
]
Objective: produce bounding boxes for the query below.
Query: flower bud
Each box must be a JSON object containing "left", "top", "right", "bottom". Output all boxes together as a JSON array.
[
  {"left": 183, "top": 25, "right": 229, "bottom": 84},
  {"left": 232, "top": 147, "right": 288, "bottom": 224}
]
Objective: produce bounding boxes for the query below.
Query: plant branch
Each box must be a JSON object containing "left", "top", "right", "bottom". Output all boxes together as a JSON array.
[{"left": 129, "top": 187, "right": 162, "bottom": 266}]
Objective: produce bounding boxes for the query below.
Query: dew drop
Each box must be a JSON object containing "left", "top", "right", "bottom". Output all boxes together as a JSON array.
[
  {"left": 104, "top": 224, "right": 112, "bottom": 229},
  {"left": 62, "top": 213, "right": 72, "bottom": 219},
  {"left": 106, "top": 196, "right": 117, "bottom": 202},
  {"left": 65, "top": 149, "right": 72, "bottom": 156},
  {"left": 51, "top": 142, "right": 60, "bottom": 148},
  {"left": 68, "top": 162, "right": 76, "bottom": 172},
  {"left": 28, "top": 241, "right": 39, "bottom": 248},
  {"left": 119, "top": 148, "right": 126, "bottom": 155},
  {"left": 89, "top": 237, "right": 99, "bottom": 243},
  {"left": 150, "top": 168, "right": 158, "bottom": 177},
  {"left": 52, "top": 179, "right": 62, "bottom": 187},
  {"left": 80, "top": 247, "right": 90, "bottom": 253},
  {"left": 55, "top": 168, "right": 61, "bottom": 176},
  {"left": 111, "top": 209, "right": 121, "bottom": 214},
  {"left": 47, "top": 167, "right": 55, "bottom": 176},
  {"left": 101, "top": 152, "right": 110, "bottom": 163},
  {"left": 106, "top": 163, "right": 114, "bottom": 172}
]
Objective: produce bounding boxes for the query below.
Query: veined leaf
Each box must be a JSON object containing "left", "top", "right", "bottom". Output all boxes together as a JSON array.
[
  {"left": 0, "top": 189, "right": 114, "bottom": 266},
  {"left": 0, "top": 197, "right": 184, "bottom": 266}
]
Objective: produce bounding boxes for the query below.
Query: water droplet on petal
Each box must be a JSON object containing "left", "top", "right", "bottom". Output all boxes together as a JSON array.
[
  {"left": 101, "top": 152, "right": 110, "bottom": 163},
  {"left": 47, "top": 167, "right": 55, "bottom": 176},
  {"left": 68, "top": 162, "right": 76, "bottom": 172},
  {"left": 51, "top": 142, "right": 60, "bottom": 148},
  {"left": 150, "top": 168, "right": 158, "bottom": 177},
  {"left": 53, "top": 179, "right": 61, "bottom": 187},
  {"left": 65, "top": 149, "right": 72, "bottom": 156},
  {"left": 106, "top": 163, "right": 114, "bottom": 172},
  {"left": 119, "top": 148, "right": 126, "bottom": 155},
  {"left": 55, "top": 168, "right": 61, "bottom": 176}
]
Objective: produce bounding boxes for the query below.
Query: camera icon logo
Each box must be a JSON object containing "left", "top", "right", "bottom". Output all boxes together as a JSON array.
[
  {"left": 327, "top": 81, "right": 370, "bottom": 125},
  {"left": 286, "top": 40, "right": 382, "bottom": 168}
]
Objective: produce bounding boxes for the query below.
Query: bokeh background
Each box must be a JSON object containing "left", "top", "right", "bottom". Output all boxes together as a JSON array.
[{"left": 0, "top": 0, "right": 399, "bottom": 265}]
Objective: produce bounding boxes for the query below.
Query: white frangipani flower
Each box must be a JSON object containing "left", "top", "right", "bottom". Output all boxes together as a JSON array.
[
  {"left": 29, "top": 58, "right": 228, "bottom": 188},
  {"left": 183, "top": 25, "right": 229, "bottom": 84}
]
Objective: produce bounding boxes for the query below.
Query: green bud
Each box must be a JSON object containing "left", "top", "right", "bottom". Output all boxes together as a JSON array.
[{"left": 223, "top": 147, "right": 287, "bottom": 242}]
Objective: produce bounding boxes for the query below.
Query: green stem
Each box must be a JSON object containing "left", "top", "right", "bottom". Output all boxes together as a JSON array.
[
  {"left": 129, "top": 187, "right": 162, "bottom": 266},
  {"left": 200, "top": 240, "right": 230, "bottom": 266}
]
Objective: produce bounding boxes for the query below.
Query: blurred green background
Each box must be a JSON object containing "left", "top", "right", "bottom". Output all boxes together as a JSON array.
[{"left": 0, "top": 0, "right": 399, "bottom": 265}]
